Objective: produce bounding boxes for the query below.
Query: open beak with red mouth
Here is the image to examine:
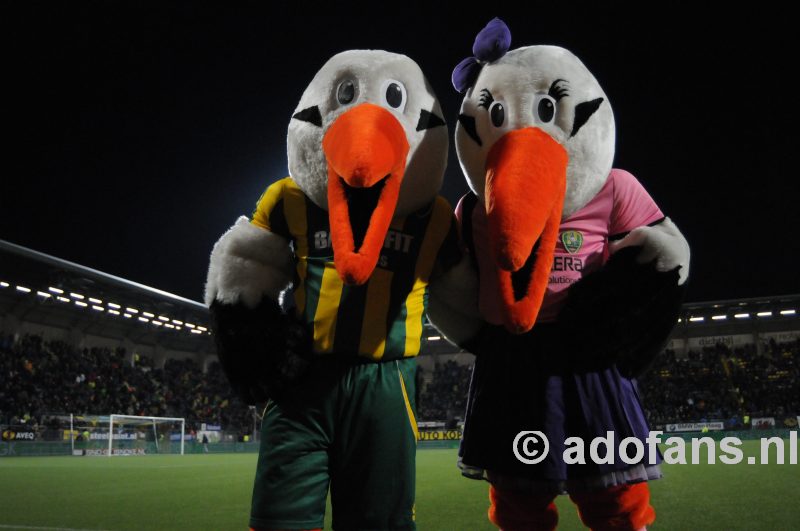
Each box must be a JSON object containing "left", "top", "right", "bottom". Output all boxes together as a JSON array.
[
  {"left": 485, "top": 127, "right": 568, "bottom": 333},
  {"left": 322, "top": 103, "right": 410, "bottom": 285}
]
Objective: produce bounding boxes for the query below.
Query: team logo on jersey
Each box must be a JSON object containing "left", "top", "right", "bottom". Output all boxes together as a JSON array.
[{"left": 561, "top": 231, "right": 583, "bottom": 254}]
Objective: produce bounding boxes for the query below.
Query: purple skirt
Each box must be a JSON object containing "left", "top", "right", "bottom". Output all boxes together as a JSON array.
[{"left": 459, "top": 333, "right": 661, "bottom": 492}]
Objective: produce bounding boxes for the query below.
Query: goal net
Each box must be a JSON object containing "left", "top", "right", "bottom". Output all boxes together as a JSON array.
[
  {"left": 67, "top": 414, "right": 185, "bottom": 456},
  {"left": 108, "top": 415, "right": 185, "bottom": 456}
]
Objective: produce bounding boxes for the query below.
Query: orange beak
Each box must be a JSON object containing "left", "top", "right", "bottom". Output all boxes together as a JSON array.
[
  {"left": 485, "top": 127, "right": 568, "bottom": 333},
  {"left": 322, "top": 103, "right": 410, "bottom": 285}
]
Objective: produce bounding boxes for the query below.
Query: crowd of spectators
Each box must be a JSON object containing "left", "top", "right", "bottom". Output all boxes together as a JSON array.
[
  {"left": 637, "top": 346, "right": 741, "bottom": 426},
  {"left": 417, "top": 360, "right": 472, "bottom": 425},
  {"left": 728, "top": 339, "right": 800, "bottom": 419},
  {"left": 637, "top": 340, "right": 800, "bottom": 428},
  {"left": 0, "top": 332, "right": 253, "bottom": 437},
  {"left": 415, "top": 340, "right": 800, "bottom": 428},
  {"left": 3, "top": 331, "right": 799, "bottom": 433}
]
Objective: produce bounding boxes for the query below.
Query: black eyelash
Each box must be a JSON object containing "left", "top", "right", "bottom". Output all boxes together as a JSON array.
[
  {"left": 548, "top": 79, "right": 570, "bottom": 101},
  {"left": 478, "top": 88, "right": 494, "bottom": 109}
]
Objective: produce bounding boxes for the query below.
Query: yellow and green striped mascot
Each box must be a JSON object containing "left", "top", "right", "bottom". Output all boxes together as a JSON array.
[{"left": 204, "top": 49, "right": 472, "bottom": 531}]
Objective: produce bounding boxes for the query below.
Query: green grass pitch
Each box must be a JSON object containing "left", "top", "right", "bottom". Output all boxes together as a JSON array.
[{"left": 0, "top": 442, "right": 797, "bottom": 530}]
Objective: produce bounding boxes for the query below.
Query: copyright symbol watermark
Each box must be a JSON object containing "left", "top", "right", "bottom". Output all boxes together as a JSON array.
[{"left": 513, "top": 430, "right": 550, "bottom": 464}]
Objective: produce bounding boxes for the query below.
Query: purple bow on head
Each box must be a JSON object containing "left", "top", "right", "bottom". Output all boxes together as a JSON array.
[{"left": 452, "top": 18, "right": 512, "bottom": 93}]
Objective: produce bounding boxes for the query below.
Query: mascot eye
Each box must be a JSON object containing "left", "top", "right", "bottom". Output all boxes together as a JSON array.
[
  {"left": 381, "top": 79, "right": 407, "bottom": 112},
  {"left": 386, "top": 83, "right": 403, "bottom": 107},
  {"left": 337, "top": 80, "right": 356, "bottom": 105},
  {"left": 536, "top": 95, "right": 556, "bottom": 123},
  {"left": 489, "top": 102, "right": 505, "bottom": 127}
]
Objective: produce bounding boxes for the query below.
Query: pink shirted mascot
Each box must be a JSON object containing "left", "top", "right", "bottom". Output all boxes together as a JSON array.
[{"left": 428, "top": 18, "right": 691, "bottom": 531}]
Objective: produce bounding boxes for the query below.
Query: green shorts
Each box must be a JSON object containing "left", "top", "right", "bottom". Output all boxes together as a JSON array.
[{"left": 250, "top": 356, "right": 418, "bottom": 531}]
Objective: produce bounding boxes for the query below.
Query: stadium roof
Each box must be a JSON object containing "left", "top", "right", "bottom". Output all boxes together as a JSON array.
[
  {"left": 673, "top": 293, "right": 800, "bottom": 340},
  {"left": 3, "top": 238, "right": 798, "bottom": 355},
  {"left": 419, "top": 293, "right": 800, "bottom": 355},
  {"left": 1, "top": 239, "right": 212, "bottom": 352},
  {"left": 678, "top": 294, "right": 799, "bottom": 327}
]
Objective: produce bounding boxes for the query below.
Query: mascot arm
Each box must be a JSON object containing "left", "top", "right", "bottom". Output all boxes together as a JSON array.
[
  {"left": 609, "top": 217, "right": 690, "bottom": 286},
  {"left": 427, "top": 255, "right": 485, "bottom": 348},
  {"left": 205, "top": 216, "right": 294, "bottom": 308},
  {"left": 556, "top": 217, "right": 690, "bottom": 376},
  {"left": 205, "top": 216, "right": 311, "bottom": 403},
  {"left": 427, "top": 255, "right": 525, "bottom": 358}
]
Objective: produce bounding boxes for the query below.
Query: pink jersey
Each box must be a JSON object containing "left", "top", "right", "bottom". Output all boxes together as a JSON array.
[{"left": 460, "top": 169, "right": 664, "bottom": 324}]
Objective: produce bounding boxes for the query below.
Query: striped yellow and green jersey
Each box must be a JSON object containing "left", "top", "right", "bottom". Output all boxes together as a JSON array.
[{"left": 251, "top": 177, "right": 461, "bottom": 361}]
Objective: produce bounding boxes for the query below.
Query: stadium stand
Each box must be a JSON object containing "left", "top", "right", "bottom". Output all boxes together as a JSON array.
[
  {"left": 0, "top": 239, "right": 214, "bottom": 361},
  {"left": 417, "top": 360, "right": 473, "bottom": 426},
  {"left": 2, "top": 239, "right": 799, "bottom": 448},
  {"left": 0, "top": 333, "right": 254, "bottom": 439},
  {"left": 638, "top": 341, "right": 799, "bottom": 428}
]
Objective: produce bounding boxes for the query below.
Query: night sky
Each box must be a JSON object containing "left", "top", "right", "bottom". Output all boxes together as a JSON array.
[{"left": 2, "top": 3, "right": 798, "bottom": 304}]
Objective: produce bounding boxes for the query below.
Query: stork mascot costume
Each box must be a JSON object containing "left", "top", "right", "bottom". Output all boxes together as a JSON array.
[
  {"left": 429, "top": 19, "right": 690, "bottom": 531},
  {"left": 205, "top": 50, "right": 457, "bottom": 530}
]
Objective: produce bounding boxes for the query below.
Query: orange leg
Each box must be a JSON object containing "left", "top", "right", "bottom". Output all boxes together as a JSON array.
[
  {"left": 488, "top": 485, "right": 559, "bottom": 531},
  {"left": 568, "top": 482, "right": 655, "bottom": 531}
]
